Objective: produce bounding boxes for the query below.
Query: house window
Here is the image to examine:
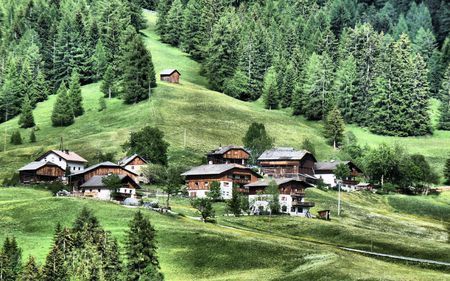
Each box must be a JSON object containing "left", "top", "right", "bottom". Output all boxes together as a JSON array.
[
  {"left": 98, "top": 189, "right": 101, "bottom": 192},
  {"left": 194, "top": 182, "right": 199, "bottom": 187},
  {"left": 59, "top": 157, "right": 62, "bottom": 161},
  {"left": 282, "top": 206, "right": 287, "bottom": 212},
  {"left": 131, "top": 166, "right": 134, "bottom": 170},
  {"left": 90, "top": 189, "right": 93, "bottom": 192},
  {"left": 129, "top": 190, "right": 132, "bottom": 194},
  {"left": 291, "top": 207, "right": 295, "bottom": 212}
]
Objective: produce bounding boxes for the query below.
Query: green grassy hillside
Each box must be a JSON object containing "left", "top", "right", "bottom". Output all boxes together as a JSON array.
[
  {"left": 1, "top": 10, "right": 450, "bottom": 180},
  {"left": 1, "top": 187, "right": 449, "bottom": 281}
]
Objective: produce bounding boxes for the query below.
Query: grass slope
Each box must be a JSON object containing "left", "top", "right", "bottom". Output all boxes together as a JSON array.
[
  {"left": 1, "top": 11, "right": 450, "bottom": 180},
  {"left": 1, "top": 187, "right": 449, "bottom": 281}
]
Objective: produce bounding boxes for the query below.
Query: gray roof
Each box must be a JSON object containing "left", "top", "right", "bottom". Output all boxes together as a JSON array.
[
  {"left": 245, "top": 177, "right": 314, "bottom": 188},
  {"left": 258, "top": 147, "right": 311, "bottom": 161},
  {"left": 160, "top": 69, "right": 180, "bottom": 76},
  {"left": 70, "top": 161, "right": 138, "bottom": 176},
  {"left": 118, "top": 154, "right": 148, "bottom": 166},
  {"left": 80, "top": 175, "right": 127, "bottom": 188},
  {"left": 207, "top": 146, "right": 250, "bottom": 156},
  {"left": 181, "top": 164, "right": 259, "bottom": 177},
  {"left": 18, "top": 161, "right": 62, "bottom": 171},
  {"left": 314, "top": 161, "right": 350, "bottom": 171}
]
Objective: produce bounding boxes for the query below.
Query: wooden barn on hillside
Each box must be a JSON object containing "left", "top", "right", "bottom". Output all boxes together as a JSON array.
[
  {"left": 160, "top": 69, "right": 180, "bottom": 83},
  {"left": 18, "top": 161, "right": 65, "bottom": 184},
  {"left": 69, "top": 161, "right": 138, "bottom": 187}
]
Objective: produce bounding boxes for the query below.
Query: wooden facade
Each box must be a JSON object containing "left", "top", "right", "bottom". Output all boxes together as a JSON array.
[
  {"left": 258, "top": 153, "right": 317, "bottom": 177},
  {"left": 70, "top": 163, "right": 138, "bottom": 187},
  {"left": 207, "top": 147, "right": 250, "bottom": 165},
  {"left": 160, "top": 69, "right": 180, "bottom": 83},
  {"left": 127, "top": 157, "right": 147, "bottom": 166},
  {"left": 19, "top": 163, "right": 65, "bottom": 184}
]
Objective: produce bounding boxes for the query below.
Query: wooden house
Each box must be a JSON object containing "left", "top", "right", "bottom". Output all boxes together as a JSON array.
[
  {"left": 257, "top": 148, "right": 317, "bottom": 178},
  {"left": 245, "top": 178, "right": 315, "bottom": 217},
  {"left": 160, "top": 69, "right": 180, "bottom": 83},
  {"left": 314, "top": 161, "right": 363, "bottom": 191},
  {"left": 118, "top": 154, "right": 148, "bottom": 183},
  {"left": 69, "top": 161, "right": 138, "bottom": 188},
  {"left": 36, "top": 150, "right": 88, "bottom": 173},
  {"left": 18, "top": 161, "right": 65, "bottom": 184},
  {"left": 181, "top": 164, "right": 262, "bottom": 199},
  {"left": 77, "top": 175, "right": 140, "bottom": 201},
  {"left": 207, "top": 146, "right": 250, "bottom": 165}
]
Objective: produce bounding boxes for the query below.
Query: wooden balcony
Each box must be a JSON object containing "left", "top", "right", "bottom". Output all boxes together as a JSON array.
[{"left": 292, "top": 201, "right": 315, "bottom": 207}]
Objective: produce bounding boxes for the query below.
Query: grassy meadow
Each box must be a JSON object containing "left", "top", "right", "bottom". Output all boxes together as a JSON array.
[
  {"left": 0, "top": 187, "right": 449, "bottom": 281},
  {"left": 1, "top": 11, "right": 450, "bottom": 180}
]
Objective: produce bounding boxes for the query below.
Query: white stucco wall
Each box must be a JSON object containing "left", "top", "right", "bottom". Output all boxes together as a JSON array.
[
  {"left": 40, "top": 152, "right": 85, "bottom": 172},
  {"left": 249, "top": 194, "right": 310, "bottom": 216},
  {"left": 188, "top": 180, "right": 234, "bottom": 199},
  {"left": 317, "top": 173, "right": 336, "bottom": 186}
]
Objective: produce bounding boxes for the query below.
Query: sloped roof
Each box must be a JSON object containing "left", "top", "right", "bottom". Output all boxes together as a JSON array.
[
  {"left": 81, "top": 175, "right": 127, "bottom": 187},
  {"left": 258, "top": 147, "right": 313, "bottom": 161},
  {"left": 160, "top": 69, "right": 180, "bottom": 76},
  {"left": 245, "top": 177, "right": 314, "bottom": 188},
  {"left": 118, "top": 154, "right": 148, "bottom": 166},
  {"left": 18, "top": 161, "right": 63, "bottom": 172},
  {"left": 181, "top": 164, "right": 261, "bottom": 177},
  {"left": 37, "top": 150, "right": 87, "bottom": 163},
  {"left": 70, "top": 161, "right": 138, "bottom": 177},
  {"left": 207, "top": 146, "right": 250, "bottom": 156},
  {"left": 314, "top": 161, "right": 350, "bottom": 171}
]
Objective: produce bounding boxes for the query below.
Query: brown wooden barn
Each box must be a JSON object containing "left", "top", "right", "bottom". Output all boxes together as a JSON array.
[
  {"left": 18, "top": 161, "right": 65, "bottom": 184},
  {"left": 257, "top": 147, "right": 317, "bottom": 178},
  {"left": 69, "top": 161, "right": 138, "bottom": 188},
  {"left": 207, "top": 146, "right": 250, "bottom": 165},
  {"left": 160, "top": 69, "right": 180, "bottom": 83}
]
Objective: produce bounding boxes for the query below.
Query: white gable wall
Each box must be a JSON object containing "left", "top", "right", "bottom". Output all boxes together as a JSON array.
[{"left": 40, "top": 152, "right": 85, "bottom": 171}]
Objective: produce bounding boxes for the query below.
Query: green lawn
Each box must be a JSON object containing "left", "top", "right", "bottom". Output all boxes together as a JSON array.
[{"left": 1, "top": 187, "right": 449, "bottom": 281}]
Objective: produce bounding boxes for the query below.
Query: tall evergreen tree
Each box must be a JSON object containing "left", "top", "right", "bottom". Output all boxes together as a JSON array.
[
  {"left": 51, "top": 83, "right": 74, "bottom": 127},
  {"left": 156, "top": 0, "right": 173, "bottom": 36},
  {"left": 93, "top": 40, "right": 108, "bottom": 80},
  {"left": 181, "top": 0, "right": 210, "bottom": 60},
  {"left": 263, "top": 67, "right": 279, "bottom": 110},
  {"left": 125, "top": 211, "right": 162, "bottom": 281},
  {"left": 333, "top": 55, "right": 358, "bottom": 122},
  {"left": 68, "top": 71, "right": 83, "bottom": 117},
  {"left": 121, "top": 29, "right": 156, "bottom": 104},
  {"left": 1, "top": 237, "right": 22, "bottom": 281},
  {"left": 324, "top": 106, "right": 345, "bottom": 149},
  {"left": 21, "top": 256, "right": 42, "bottom": 281},
  {"left": 438, "top": 65, "right": 450, "bottom": 130},
  {"left": 18, "top": 94, "right": 35, "bottom": 128},
  {"left": 279, "top": 63, "right": 297, "bottom": 108},
  {"left": 204, "top": 9, "right": 240, "bottom": 91},
  {"left": 162, "top": 0, "right": 184, "bottom": 46}
]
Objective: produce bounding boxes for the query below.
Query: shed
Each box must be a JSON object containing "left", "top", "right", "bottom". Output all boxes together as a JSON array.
[
  {"left": 317, "top": 210, "right": 331, "bottom": 220},
  {"left": 160, "top": 69, "right": 180, "bottom": 83},
  {"left": 18, "top": 161, "right": 65, "bottom": 184}
]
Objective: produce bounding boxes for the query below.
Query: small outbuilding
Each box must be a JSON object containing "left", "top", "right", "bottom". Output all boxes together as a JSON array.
[{"left": 160, "top": 69, "right": 180, "bottom": 83}]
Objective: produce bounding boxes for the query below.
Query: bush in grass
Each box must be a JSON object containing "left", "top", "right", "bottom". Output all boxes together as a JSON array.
[
  {"left": 29, "top": 129, "right": 36, "bottom": 143},
  {"left": 207, "top": 181, "right": 221, "bottom": 201},
  {"left": 98, "top": 96, "right": 107, "bottom": 111},
  {"left": 10, "top": 130, "right": 22, "bottom": 145},
  {"left": 2, "top": 173, "right": 20, "bottom": 187},
  {"left": 46, "top": 181, "right": 66, "bottom": 195},
  {"left": 191, "top": 198, "right": 215, "bottom": 222}
]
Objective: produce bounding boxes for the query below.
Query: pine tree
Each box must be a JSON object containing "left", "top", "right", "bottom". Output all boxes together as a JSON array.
[
  {"left": 68, "top": 71, "right": 84, "bottom": 117},
  {"left": 405, "top": 2, "right": 433, "bottom": 39},
  {"left": 101, "top": 66, "right": 116, "bottom": 99},
  {"left": 333, "top": 55, "right": 358, "bottom": 123},
  {"left": 29, "top": 129, "right": 36, "bottom": 143},
  {"left": 204, "top": 10, "right": 240, "bottom": 91},
  {"left": 18, "top": 94, "right": 35, "bottom": 128},
  {"left": 125, "top": 211, "right": 161, "bottom": 281},
  {"left": 2, "top": 237, "right": 22, "bottom": 281},
  {"left": 10, "top": 131, "right": 23, "bottom": 145},
  {"left": 223, "top": 70, "right": 250, "bottom": 100},
  {"left": 51, "top": 83, "right": 74, "bottom": 127},
  {"left": 162, "top": 0, "right": 184, "bottom": 46},
  {"left": 156, "top": 0, "right": 173, "bottom": 36},
  {"left": 127, "top": 0, "right": 146, "bottom": 30},
  {"left": 291, "top": 84, "right": 303, "bottom": 115},
  {"left": 301, "top": 53, "right": 334, "bottom": 120},
  {"left": 263, "top": 67, "right": 278, "bottom": 110},
  {"left": 42, "top": 245, "right": 67, "bottom": 281},
  {"left": 121, "top": 30, "right": 156, "bottom": 104},
  {"left": 93, "top": 40, "right": 107, "bottom": 80},
  {"left": 392, "top": 14, "right": 409, "bottom": 39},
  {"left": 21, "top": 256, "right": 42, "bottom": 281},
  {"left": 324, "top": 106, "right": 345, "bottom": 149},
  {"left": 31, "top": 71, "right": 49, "bottom": 104},
  {"left": 444, "top": 156, "right": 450, "bottom": 184},
  {"left": 439, "top": 65, "right": 450, "bottom": 130},
  {"left": 98, "top": 97, "right": 107, "bottom": 112},
  {"left": 279, "top": 63, "right": 297, "bottom": 108},
  {"left": 181, "top": 0, "right": 209, "bottom": 60}
]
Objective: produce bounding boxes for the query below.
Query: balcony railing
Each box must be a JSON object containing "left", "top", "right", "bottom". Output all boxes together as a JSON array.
[{"left": 292, "top": 201, "right": 315, "bottom": 207}]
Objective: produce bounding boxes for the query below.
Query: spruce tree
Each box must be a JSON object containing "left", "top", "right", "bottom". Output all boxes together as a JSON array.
[
  {"left": 324, "top": 106, "right": 345, "bottom": 149},
  {"left": 121, "top": 30, "right": 156, "bottom": 104},
  {"left": 291, "top": 84, "right": 303, "bottom": 116},
  {"left": 32, "top": 71, "right": 49, "bottom": 103},
  {"left": 42, "top": 245, "right": 67, "bottom": 281},
  {"left": 333, "top": 55, "right": 358, "bottom": 123},
  {"left": 444, "top": 156, "right": 450, "bottom": 184},
  {"left": 101, "top": 66, "right": 116, "bottom": 99},
  {"left": 181, "top": 0, "right": 209, "bottom": 60},
  {"left": 439, "top": 65, "right": 450, "bottom": 130},
  {"left": 125, "top": 211, "right": 161, "bottom": 281},
  {"left": 51, "top": 83, "right": 74, "bottom": 127},
  {"left": 68, "top": 71, "right": 84, "bottom": 117},
  {"left": 204, "top": 10, "right": 240, "bottom": 91},
  {"left": 29, "top": 129, "right": 37, "bottom": 143},
  {"left": 18, "top": 94, "right": 35, "bottom": 128},
  {"left": 262, "top": 67, "right": 278, "bottom": 110},
  {"left": 156, "top": 0, "right": 173, "bottom": 36},
  {"left": 163, "top": 0, "right": 184, "bottom": 46},
  {"left": 279, "top": 63, "right": 297, "bottom": 108},
  {"left": 10, "top": 131, "right": 23, "bottom": 145},
  {"left": 223, "top": 70, "right": 250, "bottom": 100},
  {"left": 93, "top": 40, "right": 108, "bottom": 80},
  {"left": 2, "top": 237, "right": 22, "bottom": 281},
  {"left": 21, "top": 256, "right": 42, "bottom": 281},
  {"left": 392, "top": 14, "right": 409, "bottom": 39},
  {"left": 98, "top": 97, "right": 107, "bottom": 112}
]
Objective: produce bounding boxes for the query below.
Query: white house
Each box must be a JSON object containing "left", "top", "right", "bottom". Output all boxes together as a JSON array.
[
  {"left": 314, "top": 161, "right": 363, "bottom": 192},
  {"left": 245, "top": 178, "right": 315, "bottom": 217},
  {"left": 79, "top": 175, "right": 140, "bottom": 201},
  {"left": 36, "top": 150, "right": 88, "bottom": 173},
  {"left": 118, "top": 154, "right": 149, "bottom": 183}
]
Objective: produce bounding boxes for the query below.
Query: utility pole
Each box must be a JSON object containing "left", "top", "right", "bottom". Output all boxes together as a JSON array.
[{"left": 337, "top": 181, "right": 341, "bottom": 216}]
